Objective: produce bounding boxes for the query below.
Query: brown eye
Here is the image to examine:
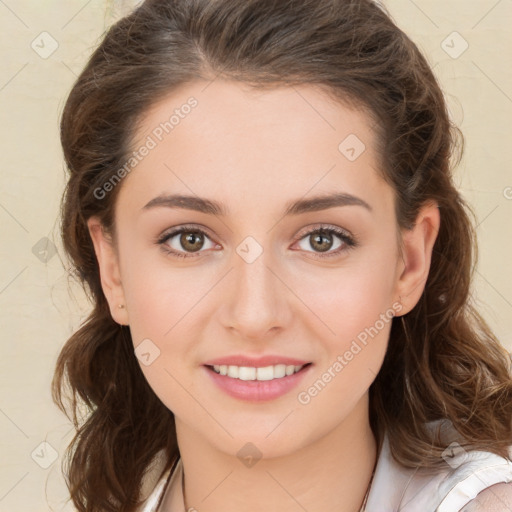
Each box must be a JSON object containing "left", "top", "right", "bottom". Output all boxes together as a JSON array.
[
  {"left": 179, "top": 231, "right": 205, "bottom": 252},
  {"left": 158, "top": 226, "right": 217, "bottom": 258},
  {"left": 309, "top": 230, "right": 335, "bottom": 253},
  {"left": 295, "top": 226, "right": 357, "bottom": 258}
]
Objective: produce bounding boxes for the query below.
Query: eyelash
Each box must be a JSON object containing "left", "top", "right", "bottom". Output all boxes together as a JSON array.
[{"left": 156, "top": 224, "right": 358, "bottom": 260}]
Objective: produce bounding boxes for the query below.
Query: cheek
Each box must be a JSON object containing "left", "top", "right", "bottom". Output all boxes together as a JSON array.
[
  {"left": 119, "top": 238, "right": 209, "bottom": 341},
  {"left": 295, "top": 259, "right": 396, "bottom": 416},
  {"left": 120, "top": 246, "right": 211, "bottom": 407},
  {"left": 294, "top": 246, "right": 398, "bottom": 345},
  {"left": 123, "top": 265, "right": 201, "bottom": 414}
]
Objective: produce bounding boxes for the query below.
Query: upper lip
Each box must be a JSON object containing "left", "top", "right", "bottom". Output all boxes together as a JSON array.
[{"left": 203, "top": 355, "right": 311, "bottom": 368}]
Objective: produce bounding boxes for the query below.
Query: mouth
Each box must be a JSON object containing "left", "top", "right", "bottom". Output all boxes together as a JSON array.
[
  {"left": 206, "top": 362, "right": 312, "bottom": 381},
  {"left": 203, "top": 362, "right": 313, "bottom": 402}
]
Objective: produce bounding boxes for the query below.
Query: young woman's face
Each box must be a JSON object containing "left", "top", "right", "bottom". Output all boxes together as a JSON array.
[{"left": 97, "top": 80, "right": 424, "bottom": 458}]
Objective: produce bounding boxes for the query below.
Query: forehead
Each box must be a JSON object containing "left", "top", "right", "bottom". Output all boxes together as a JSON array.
[
  {"left": 119, "top": 79, "right": 391, "bottom": 216},
  {"left": 134, "top": 79, "right": 376, "bottom": 154}
]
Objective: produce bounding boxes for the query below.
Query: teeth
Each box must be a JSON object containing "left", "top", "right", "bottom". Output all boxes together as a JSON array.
[
  {"left": 239, "top": 367, "right": 256, "bottom": 381},
  {"left": 273, "top": 364, "right": 286, "bottom": 378},
  {"left": 286, "top": 365, "right": 296, "bottom": 376},
  {"left": 211, "top": 363, "right": 305, "bottom": 380},
  {"left": 256, "top": 366, "right": 274, "bottom": 381},
  {"left": 227, "top": 365, "right": 239, "bottom": 378}
]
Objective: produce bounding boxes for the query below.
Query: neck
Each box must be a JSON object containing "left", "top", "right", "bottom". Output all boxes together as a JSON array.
[{"left": 169, "top": 393, "right": 377, "bottom": 512}]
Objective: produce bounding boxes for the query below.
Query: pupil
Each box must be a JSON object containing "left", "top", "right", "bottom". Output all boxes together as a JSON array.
[
  {"left": 312, "top": 232, "right": 332, "bottom": 252},
  {"left": 181, "top": 232, "right": 203, "bottom": 252}
]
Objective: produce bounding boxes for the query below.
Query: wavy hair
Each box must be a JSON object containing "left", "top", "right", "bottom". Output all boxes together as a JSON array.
[{"left": 52, "top": 0, "right": 512, "bottom": 510}]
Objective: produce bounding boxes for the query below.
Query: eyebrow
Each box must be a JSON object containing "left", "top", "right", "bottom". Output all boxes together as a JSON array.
[{"left": 142, "top": 192, "right": 372, "bottom": 216}]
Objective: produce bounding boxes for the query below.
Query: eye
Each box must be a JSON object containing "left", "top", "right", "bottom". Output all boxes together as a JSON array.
[
  {"left": 156, "top": 224, "right": 358, "bottom": 260},
  {"left": 157, "top": 225, "right": 217, "bottom": 259},
  {"left": 293, "top": 225, "right": 357, "bottom": 258}
]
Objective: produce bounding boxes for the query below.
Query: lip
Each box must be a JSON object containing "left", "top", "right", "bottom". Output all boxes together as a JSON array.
[
  {"left": 203, "top": 355, "right": 311, "bottom": 367},
  {"left": 203, "top": 360, "right": 313, "bottom": 402}
]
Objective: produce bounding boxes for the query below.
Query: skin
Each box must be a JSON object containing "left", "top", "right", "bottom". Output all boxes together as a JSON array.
[{"left": 88, "top": 79, "right": 440, "bottom": 512}]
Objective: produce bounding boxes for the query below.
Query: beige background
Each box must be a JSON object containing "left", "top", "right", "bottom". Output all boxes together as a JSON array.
[{"left": 0, "top": 1, "right": 511, "bottom": 510}]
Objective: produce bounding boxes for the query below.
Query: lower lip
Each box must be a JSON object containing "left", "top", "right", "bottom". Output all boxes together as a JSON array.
[{"left": 204, "top": 364, "right": 312, "bottom": 402}]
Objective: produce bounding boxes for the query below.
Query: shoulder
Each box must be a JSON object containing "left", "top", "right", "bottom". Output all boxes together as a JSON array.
[
  {"left": 459, "top": 483, "right": 512, "bottom": 511},
  {"left": 415, "top": 446, "right": 512, "bottom": 512},
  {"left": 366, "top": 421, "right": 512, "bottom": 511}
]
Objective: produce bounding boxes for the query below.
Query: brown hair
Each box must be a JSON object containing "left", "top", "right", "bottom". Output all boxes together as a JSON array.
[{"left": 53, "top": 0, "right": 512, "bottom": 510}]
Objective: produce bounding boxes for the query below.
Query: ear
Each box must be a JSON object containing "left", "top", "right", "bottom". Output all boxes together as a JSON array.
[
  {"left": 394, "top": 201, "right": 440, "bottom": 316},
  {"left": 87, "top": 216, "right": 129, "bottom": 325}
]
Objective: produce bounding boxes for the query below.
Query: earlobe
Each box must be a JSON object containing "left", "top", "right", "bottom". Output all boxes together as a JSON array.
[
  {"left": 87, "top": 217, "right": 129, "bottom": 325},
  {"left": 395, "top": 202, "right": 440, "bottom": 315}
]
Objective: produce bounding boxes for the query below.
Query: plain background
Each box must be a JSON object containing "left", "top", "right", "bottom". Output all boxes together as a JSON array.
[{"left": 0, "top": 0, "right": 511, "bottom": 510}]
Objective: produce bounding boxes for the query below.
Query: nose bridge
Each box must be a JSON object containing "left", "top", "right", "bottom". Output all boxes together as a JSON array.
[{"left": 223, "top": 235, "right": 288, "bottom": 337}]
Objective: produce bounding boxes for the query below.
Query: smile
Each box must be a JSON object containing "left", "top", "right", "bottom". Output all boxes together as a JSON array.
[
  {"left": 204, "top": 362, "right": 313, "bottom": 402},
  {"left": 210, "top": 363, "right": 308, "bottom": 381}
]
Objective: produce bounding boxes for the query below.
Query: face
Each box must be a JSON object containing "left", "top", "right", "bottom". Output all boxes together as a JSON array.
[{"left": 89, "top": 79, "right": 438, "bottom": 459}]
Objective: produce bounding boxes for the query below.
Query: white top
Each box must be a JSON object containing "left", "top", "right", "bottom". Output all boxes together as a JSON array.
[{"left": 136, "top": 422, "right": 512, "bottom": 511}]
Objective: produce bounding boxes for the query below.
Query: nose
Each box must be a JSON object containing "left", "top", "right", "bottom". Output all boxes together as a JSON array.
[{"left": 220, "top": 245, "right": 291, "bottom": 340}]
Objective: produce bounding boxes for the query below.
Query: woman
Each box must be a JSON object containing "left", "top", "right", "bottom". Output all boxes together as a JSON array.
[{"left": 52, "top": 0, "right": 512, "bottom": 510}]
